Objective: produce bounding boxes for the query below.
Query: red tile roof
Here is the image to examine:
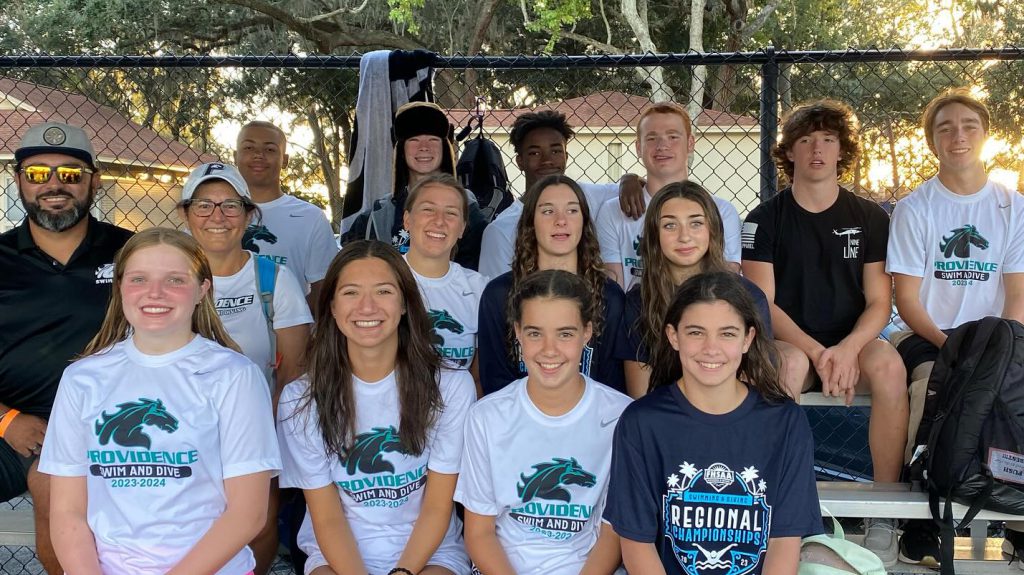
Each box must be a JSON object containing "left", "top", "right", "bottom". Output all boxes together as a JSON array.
[
  {"left": 447, "top": 91, "right": 757, "bottom": 130},
  {"left": 0, "top": 78, "right": 215, "bottom": 169}
]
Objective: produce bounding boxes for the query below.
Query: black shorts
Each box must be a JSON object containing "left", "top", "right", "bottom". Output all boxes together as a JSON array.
[
  {"left": 895, "top": 332, "right": 946, "bottom": 383},
  {"left": 0, "top": 440, "right": 35, "bottom": 502}
]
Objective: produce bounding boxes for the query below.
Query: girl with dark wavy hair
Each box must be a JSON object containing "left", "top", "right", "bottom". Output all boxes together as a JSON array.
[
  {"left": 457, "top": 270, "right": 630, "bottom": 574},
  {"left": 619, "top": 181, "right": 773, "bottom": 397},
  {"left": 276, "top": 240, "right": 475, "bottom": 575},
  {"left": 604, "top": 272, "right": 821, "bottom": 575},
  {"left": 477, "top": 175, "right": 628, "bottom": 394},
  {"left": 42, "top": 227, "right": 280, "bottom": 575}
]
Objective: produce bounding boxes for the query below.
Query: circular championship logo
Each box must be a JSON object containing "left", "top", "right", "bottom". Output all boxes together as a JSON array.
[{"left": 42, "top": 126, "right": 66, "bottom": 146}]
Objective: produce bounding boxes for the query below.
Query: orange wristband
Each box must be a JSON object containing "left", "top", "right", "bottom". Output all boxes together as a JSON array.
[{"left": 0, "top": 409, "right": 20, "bottom": 438}]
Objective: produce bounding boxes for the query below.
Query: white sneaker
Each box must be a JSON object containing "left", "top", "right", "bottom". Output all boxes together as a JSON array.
[{"left": 864, "top": 518, "right": 899, "bottom": 567}]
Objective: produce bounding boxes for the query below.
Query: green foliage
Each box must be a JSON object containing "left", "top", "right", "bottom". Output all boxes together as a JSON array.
[{"left": 388, "top": 0, "right": 426, "bottom": 34}]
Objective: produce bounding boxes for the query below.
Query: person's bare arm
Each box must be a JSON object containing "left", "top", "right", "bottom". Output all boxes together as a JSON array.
[
  {"left": 624, "top": 361, "right": 650, "bottom": 399},
  {"left": 274, "top": 324, "right": 309, "bottom": 397},
  {"left": 167, "top": 471, "right": 272, "bottom": 574},
  {"left": 49, "top": 475, "right": 101, "bottom": 574},
  {"left": 396, "top": 471, "right": 458, "bottom": 572},
  {"left": 893, "top": 273, "right": 946, "bottom": 348},
  {"left": 1002, "top": 273, "right": 1024, "bottom": 324},
  {"left": 306, "top": 280, "right": 323, "bottom": 315},
  {"left": 762, "top": 537, "right": 801, "bottom": 575},
  {"left": 621, "top": 537, "right": 668, "bottom": 575},
  {"left": 1, "top": 411, "right": 46, "bottom": 457},
  {"left": 605, "top": 263, "right": 625, "bottom": 289},
  {"left": 305, "top": 483, "right": 368, "bottom": 575},
  {"left": 463, "top": 509, "right": 516, "bottom": 575},
  {"left": 579, "top": 522, "right": 623, "bottom": 575},
  {"left": 618, "top": 174, "right": 646, "bottom": 220},
  {"left": 470, "top": 354, "right": 482, "bottom": 398}
]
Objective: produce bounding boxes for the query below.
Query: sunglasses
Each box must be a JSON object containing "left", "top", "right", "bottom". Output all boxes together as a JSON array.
[
  {"left": 20, "top": 165, "right": 95, "bottom": 185},
  {"left": 184, "top": 199, "right": 249, "bottom": 217}
]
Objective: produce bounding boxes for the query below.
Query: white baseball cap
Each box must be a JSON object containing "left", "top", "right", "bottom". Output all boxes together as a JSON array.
[{"left": 180, "top": 162, "right": 251, "bottom": 201}]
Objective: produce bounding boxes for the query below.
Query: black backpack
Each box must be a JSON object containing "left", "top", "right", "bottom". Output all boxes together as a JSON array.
[
  {"left": 913, "top": 316, "right": 1024, "bottom": 574},
  {"left": 456, "top": 135, "right": 512, "bottom": 223}
]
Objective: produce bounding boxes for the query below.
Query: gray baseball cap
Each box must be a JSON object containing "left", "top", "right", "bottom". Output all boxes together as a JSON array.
[
  {"left": 181, "top": 162, "right": 252, "bottom": 201},
  {"left": 15, "top": 122, "right": 97, "bottom": 169}
]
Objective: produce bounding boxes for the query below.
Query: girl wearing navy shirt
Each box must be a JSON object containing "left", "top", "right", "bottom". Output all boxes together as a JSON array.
[
  {"left": 621, "top": 181, "right": 772, "bottom": 397},
  {"left": 478, "top": 175, "right": 627, "bottom": 394},
  {"left": 604, "top": 272, "right": 821, "bottom": 575}
]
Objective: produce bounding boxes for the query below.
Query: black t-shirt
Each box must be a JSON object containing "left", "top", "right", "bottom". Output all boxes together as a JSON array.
[
  {"left": 603, "top": 385, "right": 823, "bottom": 575},
  {"left": 620, "top": 277, "right": 775, "bottom": 364},
  {"left": 477, "top": 272, "right": 628, "bottom": 394},
  {"left": 0, "top": 217, "right": 133, "bottom": 417},
  {"left": 742, "top": 188, "right": 889, "bottom": 347}
]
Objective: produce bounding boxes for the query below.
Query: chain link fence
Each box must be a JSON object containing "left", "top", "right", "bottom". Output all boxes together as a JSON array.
[{"left": 3, "top": 47, "right": 1024, "bottom": 571}]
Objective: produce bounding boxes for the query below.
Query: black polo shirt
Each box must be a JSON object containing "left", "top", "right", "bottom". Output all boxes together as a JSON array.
[{"left": 0, "top": 216, "right": 133, "bottom": 418}]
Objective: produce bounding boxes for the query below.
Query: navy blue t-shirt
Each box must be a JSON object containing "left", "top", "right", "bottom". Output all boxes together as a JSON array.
[
  {"left": 604, "top": 385, "right": 822, "bottom": 575},
  {"left": 477, "top": 271, "right": 628, "bottom": 394},
  {"left": 619, "top": 276, "right": 773, "bottom": 364}
]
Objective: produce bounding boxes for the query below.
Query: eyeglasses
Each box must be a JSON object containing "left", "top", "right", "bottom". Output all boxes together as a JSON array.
[
  {"left": 184, "top": 199, "right": 249, "bottom": 217},
  {"left": 20, "top": 165, "right": 95, "bottom": 185}
]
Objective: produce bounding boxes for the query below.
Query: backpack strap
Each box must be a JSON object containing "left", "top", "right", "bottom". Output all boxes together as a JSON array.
[{"left": 254, "top": 255, "right": 280, "bottom": 371}]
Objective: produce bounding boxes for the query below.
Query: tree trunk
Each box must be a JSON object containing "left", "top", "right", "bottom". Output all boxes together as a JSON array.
[
  {"left": 622, "top": 0, "right": 672, "bottom": 101},
  {"left": 779, "top": 63, "right": 793, "bottom": 113},
  {"left": 886, "top": 120, "right": 900, "bottom": 196},
  {"left": 308, "top": 108, "right": 340, "bottom": 229},
  {"left": 688, "top": 0, "right": 706, "bottom": 131}
]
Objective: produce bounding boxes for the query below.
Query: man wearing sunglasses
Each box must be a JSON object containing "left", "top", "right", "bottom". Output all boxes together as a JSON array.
[{"left": 0, "top": 121, "right": 133, "bottom": 574}]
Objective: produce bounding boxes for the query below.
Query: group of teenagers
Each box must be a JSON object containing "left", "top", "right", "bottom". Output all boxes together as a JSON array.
[{"left": 3, "top": 82, "right": 1023, "bottom": 575}]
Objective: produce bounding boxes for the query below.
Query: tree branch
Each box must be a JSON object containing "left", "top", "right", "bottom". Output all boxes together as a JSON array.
[
  {"left": 297, "top": 0, "right": 371, "bottom": 23},
  {"left": 219, "top": 0, "right": 426, "bottom": 51},
  {"left": 468, "top": 0, "right": 502, "bottom": 55},
  {"left": 740, "top": 0, "right": 782, "bottom": 42},
  {"left": 559, "top": 30, "right": 622, "bottom": 53},
  {"left": 598, "top": 0, "right": 613, "bottom": 45}
]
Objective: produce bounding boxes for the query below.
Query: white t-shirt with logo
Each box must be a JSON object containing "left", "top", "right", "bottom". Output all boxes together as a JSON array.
[
  {"left": 454, "top": 376, "right": 631, "bottom": 575},
  {"left": 277, "top": 369, "right": 476, "bottom": 573},
  {"left": 478, "top": 182, "right": 618, "bottom": 279},
  {"left": 214, "top": 253, "right": 313, "bottom": 385},
  {"left": 246, "top": 194, "right": 339, "bottom": 291},
  {"left": 888, "top": 177, "right": 1024, "bottom": 330},
  {"left": 597, "top": 187, "right": 742, "bottom": 290},
  {"left": 39, "top": 336, "right": 281, "bottom": 575},
  {"left": 405, "top": 257, "right": 489, "bottom": 370}
]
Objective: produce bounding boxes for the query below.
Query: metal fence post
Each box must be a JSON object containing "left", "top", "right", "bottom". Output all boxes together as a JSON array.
[{"left": 759, "top": 46, "right": 779, "bottom": 201}]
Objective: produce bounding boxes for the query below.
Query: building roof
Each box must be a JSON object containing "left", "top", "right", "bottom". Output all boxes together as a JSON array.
[
  {"left": 447, "top": 90, "right": 758, "bottom": 132},
  {"left": 0, "top": 78, "right": 215, "bottom": 170}
]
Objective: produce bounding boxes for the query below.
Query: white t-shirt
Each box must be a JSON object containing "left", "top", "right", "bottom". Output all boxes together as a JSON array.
[
  {"left": 454, "top": 376, "right": 631, "bottom": 575},
  {"left": 277, "top": 369, "right": 476, "bottom": 573},
  {"left": 214, "top": 253, "right": 313, "bottom": 385},
  {"left": 888, "top": 177, "right": 1024, "bottom": 330},
  {"left": 597, "top": 186, "right": 742, "bottom": 290},
  {"left": 478, "top": 182, "right": 618, "bottom": 279},
  {"left": 39, "top": 336, "right": 281, "bottom": 575},
  {"left": 246, "top": 194, "right": 339, "bottom": 291},
  {"left": 406, "top": 257, "right": 489, "bottom": 370}
]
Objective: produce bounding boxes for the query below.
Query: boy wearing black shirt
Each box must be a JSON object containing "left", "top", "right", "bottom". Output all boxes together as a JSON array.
[{"left": 741, "top": 100, "right": 909, "bottom": 566}]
